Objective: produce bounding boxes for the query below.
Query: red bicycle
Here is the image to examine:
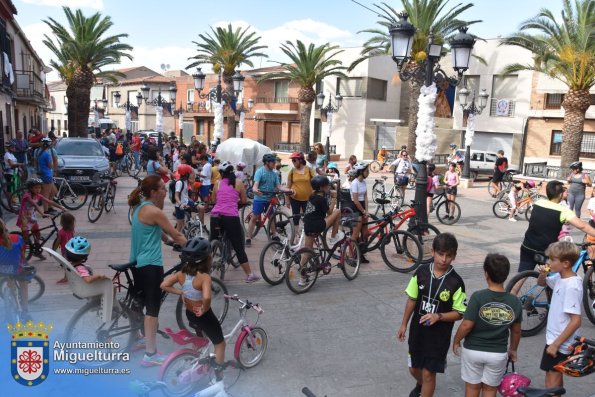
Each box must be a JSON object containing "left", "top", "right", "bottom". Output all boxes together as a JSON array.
[{"left": 240, "top": 191, "right": 294, "bottom": 242}]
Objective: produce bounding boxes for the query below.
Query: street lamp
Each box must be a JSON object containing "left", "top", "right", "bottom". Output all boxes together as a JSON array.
[
  {"left": 389, "top": 12, "right": 475, "bottom": 224},
  {"left": 137, "top": 83, "right": 177, "bottom": 150},
  {"left": 316, "top": 92, "right": 343, "bottom": 158},
  {"left": 113, "top": 91, "right": 141, "bottom": 135},
  {"left": 173, "top": 105, "right": 184, "bottom": 143},
  {"left": 91, "top": 98, "right": 106, "bottom": 138},
  {"left": 192, "top": 67, "right": 246, "bottom": 145},
  {"left": 458, "top": 84, "right": 489, "bottom": 180}
]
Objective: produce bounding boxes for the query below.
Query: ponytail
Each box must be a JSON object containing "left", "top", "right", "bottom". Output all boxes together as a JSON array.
[
  {"left": 128, "top": 186, "right": 142, "bottom": 207},
  {"left": 128, "top": 175, "right": 162, "bottom": 207}
]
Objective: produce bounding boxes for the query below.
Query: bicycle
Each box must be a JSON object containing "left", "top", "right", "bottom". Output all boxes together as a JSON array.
[
  {"left": 505, "top": 242, "right": 595, "bottom": 337},
  {"left": 429, "top": 187, "right": 461, "bottom": 225},
  {"left": 493, "top": 183, "right": 544, "bottom": 221},
  {"left": 181, "top": 207, "right": 209, "bottom": 240},
  {"left": 371, "top": 176, "right": 404, "bottom": 214},
  {"left": 87, "top": 174, "right": 117, "bottom": 223},
  {"left": 488, "top": 169, "right": 517, "bottom": 197},
  {"left": 49, "top": 248, "right": 230, "bottom": 368},
  {"left": 369, "top": 153, "right": 396, "bottom": 173},
  {"left": 259, "top": 219, "right": 307, "bottom": 285},
  {"left": 9, "top": 210, "right": 63, "bottom": 261},
  {"left": 0, "top": 164, "right": 25, "bottom": 214},
  {"left": 240, "top": 191, "right": 295, "bottom": 242},
  {"left": 53, "top": 176, "right": 88, "bottom": 210},
  {"left": 285, "top": 218, "right": 361, "bottom": 294},
  {"left": 159, "top": 294, "right": 267, "bottom": 397},
  {"left": 0, "top": 265, "right": 37, "bottom": 323},
  {"left": 210, "top": 220, "right": 241, "bottom": 281}
]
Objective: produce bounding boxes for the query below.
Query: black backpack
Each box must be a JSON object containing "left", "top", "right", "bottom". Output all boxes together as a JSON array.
[{"left": 169, "top": 180, "right": 178, "bottom": 204}]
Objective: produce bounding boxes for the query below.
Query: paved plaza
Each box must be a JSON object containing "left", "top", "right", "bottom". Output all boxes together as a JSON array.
[{"left": 2, "top": 174, "right": 595, "bottom": 397}]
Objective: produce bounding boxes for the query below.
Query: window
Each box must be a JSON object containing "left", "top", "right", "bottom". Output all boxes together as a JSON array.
[
  {"left": 187, "top": 89, "right": 194, "bottom": 104},
  {"left": 550, "top": 130, "right": 595, "bottom": 158},
  {"left": 50, "top": 119, "right": 54, "bottom": 129},
  {"left": 545, "top": 93, "right": 564, "bottom": 109},
  {"left": 274, "top": 80, "right": 288, "bottom": 102},
  {"left": 337, "top": 77, "right": 363, "bottom": 97},
  {"left": 64, "top": 120, "right": 68, "bottom": 131},
  {"left": 490, "top": 75, "right": 517, "bottom": 117},
  {"left": 471, "top": 153, "right": 484, "bottom": 161},
  {"left": 485, "top": 153, "right": 497, "bottom": 163},
  {"left": 182, "top": 122, "right": 193, "bottom": 142},
  {"left": 462, "top": 75, "right": 480, "bottom": 97},
  {"left": 57, "top": 120, "right": 61, "bottom": 132},
  {"left": 198, "top": 120, "right": 205, "bottom": 136},
  {"left": 111, "top": 92, "right": 119, "bottom": 107},
  {"left": 591, "top": 94, "right": 595, "bottom": 106},
  {"left": 367, "top": 78, "right": 387, "bottom": 101}
]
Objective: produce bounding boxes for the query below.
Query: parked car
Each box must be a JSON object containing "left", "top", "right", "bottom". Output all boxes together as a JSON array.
[
  {"left": 138, "top": 130, "right": 167, "bottom": 145},
  {"left": 55, "top": 137, "right": 110, "bottom": 185},
  {"left": 454, "top": 149, "right": 516, "bottom": 180}
]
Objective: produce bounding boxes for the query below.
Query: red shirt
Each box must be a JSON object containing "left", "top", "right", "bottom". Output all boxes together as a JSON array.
[
  {"left": 131, "top": 136, "right": 141, "bottom": 152},
  {"left": 58, "top": 229, "right": 75, "bottom": 256},
  {"left": 29, "top": 133, "right": 44, "bottom": 144}
]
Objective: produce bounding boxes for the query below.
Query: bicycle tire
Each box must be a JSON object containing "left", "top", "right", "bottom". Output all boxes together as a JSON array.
[
  {"left": 369, "top": 161, "right": 381, "bottom": 173},
  {"left": 525, "top": 205, "right": 533, "bottom": 221},
  {"left": 59, "top": 182, "right": 88, "bottom": 210},
  {"left": 492, "top": 200, "right": 510, "bottom": 219},
  {"left": 64, "top": 298, "right": 134, "bottom": 368},
  {"left": 130, "top": 159, "right": 141, "bottom": 178},
  {"left": 267, "top": 211, "right": 295, "bottom": 242},
  {"left": 160, "top": 351, "right": 202, "bottom": 397},
  {"left": 435, "top": 200, "right": 461, "bottom": 225},
  {"left": 371, "top": 181, "right": 385, "bottom": 203},
  {"left": 105, "top": 184, "right": 116, "bottom": 213},
  {"left": 9, "top": 231, "right": 34, "bottom": 261},
  {"left": 505, "top": 270, "right": 549, "bottom": 337},
  {"left": 286, "top": 248, "right": 319, "bottom": 294},
  {"left": 1, "top": 186, "right": 25, "bottom": 213},
  {"left": 380, "top": 230, "right": 423, "bottom": 273},
  {"left": 340, "top": 239, "right": 361, "bottom": 280},
  {"left": 210, "top": 240, "right": 226, "bottom": 280},
  {"left": 175, "top": 277, "right": 228, "bottom": 331},
  {"left": 237, "top": 326, "right": 268, "bottom": 369},
  {"left": 583, "top": 265, "right": 595, "bottom": 325},
  {"left": 87, "top": 192, "right": 104, "bottom": 223},
  {"left": 259, "top": 241, "right": 290, "bottom": 285},
  {"left": 408, "top": 223, "right": 440, "bottom": 265},
  {"left": 27, "top": 275, "right": 45, "bottom": 303},
  {"left": 240, "top": 205, "right": 261, "bottom": 239}
]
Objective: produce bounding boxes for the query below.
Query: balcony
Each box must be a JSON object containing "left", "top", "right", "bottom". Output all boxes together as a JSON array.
[
  {"left": 15, "top": 70, "right": 46, "bottom": 104},
  {"left": 254, "top": 97, "right": 299, "bottom": 114},
  {"left": 185, "top": 101, "right": 214, "bottom": 114}
]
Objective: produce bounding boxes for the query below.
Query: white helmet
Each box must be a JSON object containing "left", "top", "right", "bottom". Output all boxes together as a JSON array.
[
  {"left": 381, "top": 145, "right": 386, "bottom": 149},
  {"left": 353, "top": 161, "right": 368, "bottom": 171},
  {"left": 220, "top": 161, "right": 234, "bottom": 173}
]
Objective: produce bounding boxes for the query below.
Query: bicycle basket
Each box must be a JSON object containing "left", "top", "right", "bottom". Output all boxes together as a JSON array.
[{"left": 498, "top": 361, "right": 531, "bottom": 397}]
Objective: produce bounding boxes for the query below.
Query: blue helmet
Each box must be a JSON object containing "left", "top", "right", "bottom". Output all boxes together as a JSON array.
[
  {"left": 64, "top": 236, "right": 91, "bottom": 263},
  {"left": 262, "top": 154, "right": 276, "bottom": 163},
  {"left": 328, "top": 162, "right": 338, "bottom": 169}
]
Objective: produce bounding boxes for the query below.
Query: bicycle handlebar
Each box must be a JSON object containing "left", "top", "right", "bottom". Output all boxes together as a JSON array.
[
  {"left": 224, "top": 294, "right": 263, "bottom": 314},
  {"left": 302, "top": 387, "right": 317, "bottom": 397},
  {"left": 576, "top": 336, "right": 595, "bottom": 346}
]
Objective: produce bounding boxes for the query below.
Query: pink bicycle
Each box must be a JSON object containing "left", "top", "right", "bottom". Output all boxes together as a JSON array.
[{"left": 159, "top": 294, "right": 268, "bottom": 397}]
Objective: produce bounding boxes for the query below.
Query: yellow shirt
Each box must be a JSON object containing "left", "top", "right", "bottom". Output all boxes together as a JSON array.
[
  {"left": 377, "top": 150, "right": 388, "bottom": 162},
  {"left": 211, "top": 166, "right": 221, "bottom": 184},
  {"left": 289, "top": 167, "right": 314, "bottom": 201}
]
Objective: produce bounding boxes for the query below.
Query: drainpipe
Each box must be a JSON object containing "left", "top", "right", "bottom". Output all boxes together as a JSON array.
[{"left": 519, "top": 117, "right": 530, "bottom": 174}]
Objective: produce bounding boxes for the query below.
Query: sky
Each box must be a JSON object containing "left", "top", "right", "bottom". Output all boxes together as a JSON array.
[{"left": 13, "top": 0, "right": 564, "bottom": 81}]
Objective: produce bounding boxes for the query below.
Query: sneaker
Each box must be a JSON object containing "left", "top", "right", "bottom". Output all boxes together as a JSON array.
[
  {"left": 328, "top": 231, "right": 345, "bottom": 246},
  {"left": 360, "top": 255, "right": 370, "bottom": 264},
  {"left": 245, "top": 274, "right": 260, "bottom": 283},
  {"left": 298, "top": 277, "right": 309, "bottom": 287},
  {"left": 45, "top": 208, "right": 58, "bottom": 215},
  {"left": 56, "top": 277, "right": 68, "bottom": 285},
  {"left": 140, "top": 352, "right": 166, "bottom": 367},
  {"left": 409, "top": 383, "right": 422, "bottom": 397},
  {"left": 449, "top": 216, "right": 454, "bottom": 220},
  {"left": 245, "top": 239, "right": 251, "bottom": 247},
  {"left": 508, "top": 218, "right": 517, "bottom": 222},
  {"left": 442, "top": 214, "right": 450, "bottom": 219}
]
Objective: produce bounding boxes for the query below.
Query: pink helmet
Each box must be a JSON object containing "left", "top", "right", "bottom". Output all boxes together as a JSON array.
[
  {"left": 525, "top": 179, "right": 536, "bottom": 188},
  {"left": 498, "top": 372, "right": 531, "bottom": 397}
]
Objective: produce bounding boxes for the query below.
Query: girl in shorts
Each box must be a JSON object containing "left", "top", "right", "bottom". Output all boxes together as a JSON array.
[
  {"left": 350, "top": 162, "right": 370, "bottom": 263},
  {"left": 160, "top": 237, "right": 226, "bottom": 379},
  {"left": 444, "top": 162, "right": 460, "bottom": 221},
  {"left": 303, "top": 175, "right": 344, "bottom": 248}
]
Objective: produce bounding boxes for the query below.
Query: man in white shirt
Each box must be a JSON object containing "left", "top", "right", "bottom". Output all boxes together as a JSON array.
[{"left": 198, "top": 153, "right": 212, "bottom": 202}]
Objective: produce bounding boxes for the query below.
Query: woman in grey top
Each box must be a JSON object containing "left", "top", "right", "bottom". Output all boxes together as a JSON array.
[{"left": 567, "top": 161, "right": 592, "bottom": 217}]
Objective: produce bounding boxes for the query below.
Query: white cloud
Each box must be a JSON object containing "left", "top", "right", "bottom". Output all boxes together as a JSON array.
[
  {"left": 116, "top": 45, "right": 196, "bottom": 74},
  {"left": 19, "top": 0, "right": 103, "bottom": 9}
]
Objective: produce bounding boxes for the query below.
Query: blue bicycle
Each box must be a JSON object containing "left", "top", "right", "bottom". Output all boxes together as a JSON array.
[{"left": 506, "top": 242, "right": 595, "bottom": 337}]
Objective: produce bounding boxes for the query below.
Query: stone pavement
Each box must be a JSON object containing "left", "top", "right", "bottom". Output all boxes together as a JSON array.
[{"left": 2, "top": 174, "right": 595, "bottom": 397}]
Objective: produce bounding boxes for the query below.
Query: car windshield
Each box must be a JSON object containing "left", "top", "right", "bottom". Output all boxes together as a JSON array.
[{"left": 56, "top": 140, "right": 104, "bottom": 156}]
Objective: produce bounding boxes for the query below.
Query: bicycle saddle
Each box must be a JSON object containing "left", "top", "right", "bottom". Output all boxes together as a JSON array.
[
  {"left": 109, "top": 261, "right": 137, "bottom": 271},
  {"left": 374, "top": 198, "right": 391, "bottom": 205},
  {"left": 276, "top": 220, "right": 290, "bottom": 228},
  {"left": 517, "top": 386, "right": 565, "bottom": 396}
]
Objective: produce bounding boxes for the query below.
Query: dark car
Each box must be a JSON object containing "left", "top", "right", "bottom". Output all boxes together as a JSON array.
[{"left": 56, "top": 138, "right": 110, "bottom": 185}]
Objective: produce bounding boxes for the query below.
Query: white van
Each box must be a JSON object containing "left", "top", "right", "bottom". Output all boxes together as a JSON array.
[{"left": 455, "top": 150, "right": 516, "bottom": 180}]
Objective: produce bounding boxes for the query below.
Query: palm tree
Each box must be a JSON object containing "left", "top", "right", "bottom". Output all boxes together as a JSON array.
[
  {"left": 43, "top": 7, "right": 133, "bottom": 137},
  {"left": 501, "top": 0, "right": 595, "bottom": 168},
  {"left": 188, "top": 24, "right": 267, "bottom": 139},
  {"left": 259, "top": 41, "right": 348, "bottom": 153},
  {"left": 350, "top": 0, "right": 480, "bottom": 155}
]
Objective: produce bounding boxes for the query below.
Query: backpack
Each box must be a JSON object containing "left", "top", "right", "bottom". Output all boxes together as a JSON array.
[
  {"left": 427, "top": 174, "right": 434, "bottom": 193},
  {"left": 169, "top": 179, "right": 180, "bottom": 204},
  {"left": 115, "top": 142, "right": 123, "bottom": 156}
]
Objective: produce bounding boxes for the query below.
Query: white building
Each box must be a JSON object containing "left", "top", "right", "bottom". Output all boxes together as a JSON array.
[{"left": 46, "top": 81, "right": 67, "bottom": 135}]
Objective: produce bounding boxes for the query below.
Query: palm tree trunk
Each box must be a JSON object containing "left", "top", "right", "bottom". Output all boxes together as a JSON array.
[
  {"left": 67, "top": 85, "right": 91, "bottom": 138},
  {"left": 560, "top": 89, "right": 591, "bottom": 169},
  {"left": 222, "top": 75, "right": 236, "bottom": 139},
  {"left": 299, "top": 101, "right": 313, "bottom": 153},
  {"left": 407, "top": 79, "right": 421, "bottom": 156}
]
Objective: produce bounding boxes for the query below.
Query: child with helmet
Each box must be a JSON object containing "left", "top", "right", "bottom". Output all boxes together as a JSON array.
[
  {"left": 350, "top": 162, "right": 370, "bottom": 263},
  {"left": 64, "top": 236, "right": 109, "bottom": 283},
  {"left": 174, "top": 164, "right": 197, "bottom": 232},
  {"left": 235, "top": 161, "right": 248, "bottom": 185},
  {"left": 161, "top": 237, "right": 226, "bottom": 379}
]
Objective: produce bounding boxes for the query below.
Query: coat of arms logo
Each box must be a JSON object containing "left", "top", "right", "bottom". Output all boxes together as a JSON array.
[{"left": 8, "top": 320, "right": 52, "bottom": 386}]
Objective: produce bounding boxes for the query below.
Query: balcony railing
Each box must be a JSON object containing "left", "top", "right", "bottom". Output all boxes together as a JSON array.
[
  {"left": 15, "top": 70, "right": 45, "bottom": 101},
  {"left": 185, "top": 101, "right": 214, "bottom": 113},
  {"left": 255, "top": 97, "right": 299, "bottom": 104}
]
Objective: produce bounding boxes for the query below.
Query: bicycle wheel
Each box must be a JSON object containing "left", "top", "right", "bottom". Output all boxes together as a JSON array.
[
  {"left": 105, "top": 184, "right": 116, "bottom": 212},
  {"left": 9, "top": 231, "right": 34, "bottom": 261},
  {"left": 237, "top": 326, "right": 268, "bottom": 369},
  {"left": 380, "top": 230, "right": 422, "bottom": 273},
  {"left": 64, "top": 298, "right": 134, "bottom": 367},
  {"left": 160, "top": 351, "right": 203, "bottom": 397},
  {"left": 175, "top": 277, "right": 228, "bottom": 332},
  {"left": 435, "top": 200, "right": 461, "bottom": 225},
  {"left": 27, "top": 275, "right": 45, "bottom": 303},
  {"left": 130, "top": 158, "right": 141, "bottom": 178},
  {"left": 286, "top": 248, "right": 319, "bottom": 294},
  {"left": 240, "top": 205, "right": 261, "bottom": 239},
  {"left": 390, "top": 188, "right": 404, "bottom": 212},
  {"left": 267, "top": 211, "right": 295, "bottom": 242},
  {"left": 339, "top": 239, "right": 360, "bottom": 280},
  {"left": 492, "top": 200, "right": 511, "bottom": 219},
  {"left": 505, "top": 270, "right": 549, "bottom": 337},
  {"left": 371, "top": 181, "right": 385, "bottom": 203},
  {"left": 525, "top": 205, "right": 533, "bottom": 222},
  {"left": 487, "top": 179, "right": 497, "bottom": 197},
  {"left": 408, "top": 223, "right": 440, "bottom": 265},
  {"left": 2, "top": 186, "right": 25, "bottom": 213},
  {"left": 259, "top": 241, "right": 291, "bottom": 285},
  {"left": 59, "top": 182, "right": 88, "bottom": 210},
  {"left": 583, "top": 266, "right": 595, "bottom": 325},
  {"left": 369, "top": 161, "right": 381, "bottom": 173},
  {"left": 87, "top": 192, "right": 105, "bottom": 223},
  {"left": 210, "top": 240, "right": 226, "bottom": 280}
]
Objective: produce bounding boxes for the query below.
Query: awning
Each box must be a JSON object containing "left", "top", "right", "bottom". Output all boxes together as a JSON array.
[{"left": 536, "top": 73, "right": 595, "bottom": 94}]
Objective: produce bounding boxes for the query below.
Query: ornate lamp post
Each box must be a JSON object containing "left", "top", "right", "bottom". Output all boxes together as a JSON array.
[
  {"left": 192, "top": 67, "right": 246, "bottom": 145},
  {"left": 91, "top": 98, "right": 108, "bottom": 138},
  {"left": 389, "top": 12, "right": 475, "bottom": 224},
  {"left": 173, "top": 105, "right": 184, "bottom": 143},
  {"left": 137, "top": 83, "right": 177, "bottom": 151},
  {"left": 316, "top": 92, "right": 343, "bottom": 158},
  {"left": 458, "top": 83, "right": 489, "bottom": 181},
  {"left": 113, "top": 91, "right": 141, "bottom": 135}
]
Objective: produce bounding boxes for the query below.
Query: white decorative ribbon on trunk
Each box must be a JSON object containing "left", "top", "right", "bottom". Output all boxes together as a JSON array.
[
  {"left": 214, "top": 101, "right": 224, "bottom": 139},
  {"left": 238, "top": 111, "right": 245, "bottom": 138},
  {"left": 178, "top": 111, "right": 183, "bottom": 130},
  {"left": 125, "top": 109, "right": 131, "bottom": 131},
  {"left": 465, "top": 112, "right": 475, "bottom": 148},
  {"left": 155, "top": 106, "right": 163, "bottom": 133},
  {"left": 414, "top": 83, "right": 438, "bottom": 162}
]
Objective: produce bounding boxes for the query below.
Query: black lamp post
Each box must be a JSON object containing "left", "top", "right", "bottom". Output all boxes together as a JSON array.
[
  {"left": 192, "top": 67, "right": 246, "bottom": 143},
  {"left": 91, "top": 98, "right": 107, "bottom": 139},
  {"left": 458, "top": 83, "right": 489, "bottom": 180},
  {"left": 388, "top": 12, "right": 475, "bottom": 224},
  {"left": 173, "top": 105, "right": 184, "bottom": 143},
  {"left": 316, "top": 92, "right": 343, "bottom": 158},
  {"left": 113, "top": 90, "right": 141, "bottom": 136},
  {"left": 137, "top": 83, "right": 177, "bottom": 151}
]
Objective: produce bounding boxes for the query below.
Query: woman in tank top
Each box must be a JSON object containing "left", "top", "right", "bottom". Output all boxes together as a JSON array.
[
  {"left": 567, "top": 161, "right": 592, "bottom": 218},
  {"left": 444, "top": 162, "right": 460, "bottom": 221},
  {"left": 210, "top": 161, "right": 260, "bottom": 283}
]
